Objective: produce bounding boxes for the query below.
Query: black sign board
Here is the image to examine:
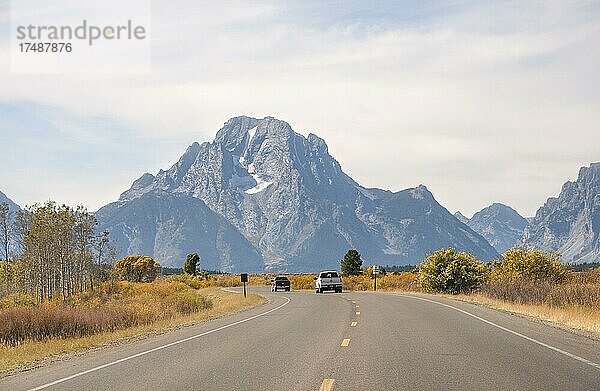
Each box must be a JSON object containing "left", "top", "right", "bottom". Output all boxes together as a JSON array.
[{"left": 241, "top": 274, "right": 249, "bottom": 298}]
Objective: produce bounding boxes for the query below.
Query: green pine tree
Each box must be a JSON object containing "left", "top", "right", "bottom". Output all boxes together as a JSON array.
[
  {"left": 183, "top": 253, "right": 200, "bottom": 276},
  {"left": 341, "top": 249, "right": 363, "bottom": 276}
]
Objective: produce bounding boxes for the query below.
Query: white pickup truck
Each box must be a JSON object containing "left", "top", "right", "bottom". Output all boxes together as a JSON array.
[{"left": 315, "top": 271, "right": 343, "bottom": 293}]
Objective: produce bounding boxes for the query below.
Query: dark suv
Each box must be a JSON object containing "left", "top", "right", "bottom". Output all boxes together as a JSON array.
[{"left": 271, "top": 276, "right": 291, "bottom": 292}]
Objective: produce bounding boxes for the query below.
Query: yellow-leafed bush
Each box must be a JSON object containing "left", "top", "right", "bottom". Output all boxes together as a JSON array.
[
  {"left": 418, "top": 248, "right": 486, "bottom": 294},
  {"left": 114, "top": 255, "right": 160, "bottom": 283},
  {"left": 489, "top": 248, "right": 566, "bottom": 283}
]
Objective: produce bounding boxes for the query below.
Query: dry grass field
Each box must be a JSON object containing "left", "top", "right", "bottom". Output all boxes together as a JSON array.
[
  {"left": 0, "top": 283, "right": 264, "bottom": 373},
  {"left": 455, "top": 268, "right": 600, "bottom": 335}
]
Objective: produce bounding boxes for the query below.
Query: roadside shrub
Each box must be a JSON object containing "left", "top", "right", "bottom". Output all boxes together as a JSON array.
[
  {"left": 114, "top": 255, "right": 160, "bottom": 282},
  {"left": 490, "top": 248, "right": 566, "bottom": 283},
  {"left": 418, "top": 248, "right": 486, "bottom": 294}
]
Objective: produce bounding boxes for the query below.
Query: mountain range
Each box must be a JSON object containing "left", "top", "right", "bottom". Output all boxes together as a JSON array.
[
  {"left": 96, "top": 116, "right": 498, "bottom": 271},
  {"left": 2, "top": 117, "right": 597, "bottom": 270}
]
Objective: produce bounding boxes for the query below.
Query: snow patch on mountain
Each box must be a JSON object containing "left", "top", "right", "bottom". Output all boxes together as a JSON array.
[
  {"left": 245, "top": 173, "right": 273, "bottom": 195},
  {"left": 248, "top": 126, "right": 257, "bottom": 142}
]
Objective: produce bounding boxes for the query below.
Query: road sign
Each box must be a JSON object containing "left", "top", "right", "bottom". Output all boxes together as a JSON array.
[
  {"left": 240, "top": 273, "right": 248, "bottom": 298},
  {"left": 372, "top": 265, "right": 380, "bottom": 291}
]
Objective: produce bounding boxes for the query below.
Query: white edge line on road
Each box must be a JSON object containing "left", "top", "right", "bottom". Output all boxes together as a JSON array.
[
  {"left": 27, "top": 296, "right": 291, "bottom": 391},
  {"left": 396, "top": 294, "right": 600, "bottom": 371}
]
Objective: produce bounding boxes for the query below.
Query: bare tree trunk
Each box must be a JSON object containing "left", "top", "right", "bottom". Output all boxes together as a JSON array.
[{"left": 0, "top": 203, "right": 10, "bottom": 262}]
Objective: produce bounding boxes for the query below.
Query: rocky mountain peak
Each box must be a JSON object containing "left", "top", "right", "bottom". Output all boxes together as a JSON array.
[
  {"left": 575, "top": 162, "right": 599, "bottom": 193},
  {"left": 462, "top": 203, "right": 527, "bottom": 255},
  {"left": 117, "top": 116, "right": 343, "bottom": 205},
  {"left": 409, "top": 185, "right": 432, "bottom": 200},
  {"left": 454, "top": 211, "right": 469, "bottom": 224},
  {"left": 214, "top": 116, "right": 258, "bottom": 153},
  {"left": 214, "top": 116, "right": 296, "bottom": 156},
  {"left": 100, "top": 115, "right": 500, "bottom": 271},
  {"left": 476, "top": 203, "right": 527, "bottom": 227},
  {"left": 522, "top": 162, "right": 600, "bottom": 263}
]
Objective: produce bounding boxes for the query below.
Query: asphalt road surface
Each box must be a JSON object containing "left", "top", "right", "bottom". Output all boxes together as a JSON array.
[{"left": 2, "top": 287, "right": 600, "bottom": 391}]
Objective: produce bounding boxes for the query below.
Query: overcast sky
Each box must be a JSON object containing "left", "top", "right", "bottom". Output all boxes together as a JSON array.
[{"left": 0, "top": 1, "right": 599, "bottom": 217}]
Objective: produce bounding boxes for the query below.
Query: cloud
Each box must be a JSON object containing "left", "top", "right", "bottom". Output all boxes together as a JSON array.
[
  {"left": 0, "top": 102, "right": 188, "bottom": 210},
  {"left": 0, "top": 1, "right": 599, "bottom": 216}
]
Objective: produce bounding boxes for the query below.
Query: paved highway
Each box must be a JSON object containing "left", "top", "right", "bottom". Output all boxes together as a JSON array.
[{"left": 1, "top": 288, "right": 600, "bottom": 390}]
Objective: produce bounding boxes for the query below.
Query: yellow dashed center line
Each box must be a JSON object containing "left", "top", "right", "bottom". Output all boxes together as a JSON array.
[
  {"left": 319, "top": 378, "right": 336, "bottom": 391},
  {"left": 351, "top": 321, "right": 357, "bottom": 327},
  {"left": 341, "top": 338, "right": 351, "bottom": 347}
]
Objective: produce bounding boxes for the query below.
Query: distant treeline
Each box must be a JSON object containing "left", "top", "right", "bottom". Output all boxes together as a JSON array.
[
  {"left": 383, "top": 264, "right": 418, "bottom": 273},
  {"left": 160, "top": 267, "right": 229, "bottom": 276},
  {"left": 566, "top": 262, "right": 600, "bottom": 272}
]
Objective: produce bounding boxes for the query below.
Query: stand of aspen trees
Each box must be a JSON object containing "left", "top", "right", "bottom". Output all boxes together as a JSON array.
[{"left": 0, "top": 201, "right": 114, "bottom": 303}]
